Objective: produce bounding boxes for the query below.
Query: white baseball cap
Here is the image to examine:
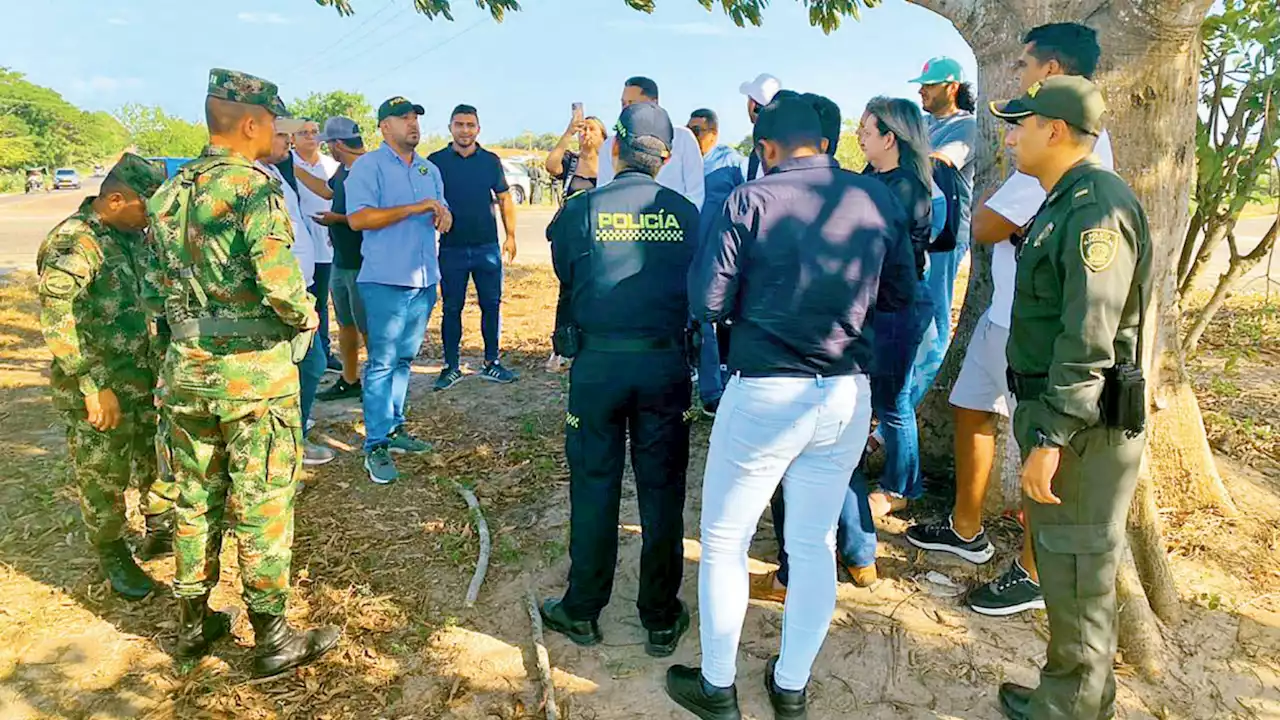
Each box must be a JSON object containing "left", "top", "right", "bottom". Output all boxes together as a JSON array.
[{"left": 739, "top": 73, "right": 782, "bottom": 106}]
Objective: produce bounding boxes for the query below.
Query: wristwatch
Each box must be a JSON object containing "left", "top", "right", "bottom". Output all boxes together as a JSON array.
[{"left": 1034, "top": 430, "right": 1061, "bottom": 449}]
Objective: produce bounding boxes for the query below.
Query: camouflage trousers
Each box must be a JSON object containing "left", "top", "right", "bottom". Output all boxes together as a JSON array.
[
  {"left": 164, "top": 393, "right": 302, "bottom": 615},
  {"left": 61, "top": 401, "right": 176, "bottom": 547}
]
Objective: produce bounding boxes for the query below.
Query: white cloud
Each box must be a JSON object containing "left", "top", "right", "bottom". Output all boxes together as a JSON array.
[
  {"left": 72, "top": 76, "right": 144, "bottom": 93},
  {"left": 237, "top": 11, "right": 290, "bottom": 24},
  {"left": 107, "top": 17, "right": 128, "bottom": 25}
]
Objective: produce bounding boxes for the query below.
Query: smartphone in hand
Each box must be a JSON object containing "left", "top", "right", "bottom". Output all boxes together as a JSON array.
[{"left": 572, "top": 102, "right": 584, "bottom": 125}]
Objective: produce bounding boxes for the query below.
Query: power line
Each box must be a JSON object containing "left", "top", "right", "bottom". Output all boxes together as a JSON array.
[
  {"left": 297, "top": 0, "right": 405, "bottom": 73},
  {"left": 356, "top": 15, "right": 490, "bottom": 89},
  {"left": 305, "top": 5, "right": 423, "bottom": 76}
]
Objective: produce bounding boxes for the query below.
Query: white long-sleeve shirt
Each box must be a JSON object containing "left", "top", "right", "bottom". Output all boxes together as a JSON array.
[
  {"left": 292, "top": 150, "right": 341, "bottom": 264},
  {"left": 597, "top": 125, "right": 705, "bottom": 209},
  {"left": 259, "top": 162, "right": 316, "bottom": 287}
]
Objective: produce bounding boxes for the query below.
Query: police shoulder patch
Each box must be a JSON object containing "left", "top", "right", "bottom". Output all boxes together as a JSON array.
[{"left": 1080, "top": 228, "right": 1120, "bottom": 272}]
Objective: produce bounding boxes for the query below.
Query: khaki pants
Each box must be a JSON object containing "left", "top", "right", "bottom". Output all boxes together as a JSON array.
[{"left": 1014, "top": 408, "right": 1144, "bottom": 720}]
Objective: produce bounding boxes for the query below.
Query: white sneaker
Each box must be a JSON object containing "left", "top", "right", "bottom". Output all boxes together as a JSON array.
[{"left": 303, "top": 441, "right": 336, "bottom": 466}]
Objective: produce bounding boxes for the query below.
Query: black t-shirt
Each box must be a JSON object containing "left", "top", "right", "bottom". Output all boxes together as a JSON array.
[
  {"left": 328, "top": 166, "right": 364, "bottom": 270},
  {"left": 554, "top": 150, "right": 598, "bottom": 199},
  {"left": 864, "top": 166, "right": 931, "bottom": 278},
  {"left": 427, "top": 144, "right": 510, "bottom": 247}
]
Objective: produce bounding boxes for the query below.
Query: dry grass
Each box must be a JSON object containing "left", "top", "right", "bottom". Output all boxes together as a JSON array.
[{"left": 2, "top": 268, "right": 1280, "bottom": 718}]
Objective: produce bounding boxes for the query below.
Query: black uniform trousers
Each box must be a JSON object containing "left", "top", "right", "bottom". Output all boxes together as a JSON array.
[{"left": 561, "top": 347, "right": 691, "bottom": 631}]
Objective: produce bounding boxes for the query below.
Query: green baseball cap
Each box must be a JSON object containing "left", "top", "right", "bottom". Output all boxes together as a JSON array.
[
  {"left": 990, "top": 75, "right": 1106, "bottom": 136},
  {"left": 377, "top": 96, "right": 426, "bottom": 122},
  {"left": 909, "top": 57, "right": 965, "bottom": 85},
  {"left": 207, "top": 68, "right": 291, "bottom": 117},
  {"left": 105, "top": 153, "right": 167, "bottom": 198}
]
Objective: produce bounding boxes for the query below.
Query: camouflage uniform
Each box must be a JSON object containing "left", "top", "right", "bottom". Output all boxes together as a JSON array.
[
  {"left": 37, "top": 155, "right": 174, "bottom": 549},
  {"left": 146, "top": 70, "right": 317, "bottom": 615}
]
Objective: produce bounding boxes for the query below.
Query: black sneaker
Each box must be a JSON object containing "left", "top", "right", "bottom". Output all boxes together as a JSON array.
[
  {"left": 317, "top": 377, "right": 361, "bottom": 401},
  {"left": 480, "top": 361, "right": 518, "bottom": 384},
  {"left": 325, "top": 356, "right": 343, "bottom": 375},
  {"left": 665, "top": 665, "right": 742, "bottom": 720},
  {"left": 434, "top": 366, "right": 464, "bottom": 391},
  {"left": 968, "top": 560, "right": 1045, "bottom": 617},
  {"left": 906, "top": 516, "right": 996, "bottom": 564},
  {"left": 539, "top": 598, "right": 602, "bottom": 646},
  {"left": 764, "top": 655, "right": 808, "bottom": 719},
  {"left": 645, "top": 601, "right": 690, "bottom": 658}
]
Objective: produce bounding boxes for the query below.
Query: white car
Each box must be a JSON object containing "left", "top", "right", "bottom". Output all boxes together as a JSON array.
[{"left": 501, "top": 160, "right": 532, "bottom": 205}]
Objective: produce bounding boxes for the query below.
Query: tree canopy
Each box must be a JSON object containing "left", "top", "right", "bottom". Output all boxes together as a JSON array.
[
  {"left": 314, "top": 0, "right": 882, "bottom": 33},
  {"left": 114, "top": 104, "right": 207, "bottom": 159},
  {"left": 0, "top": 68, "right": 130, "bottom": 170}
]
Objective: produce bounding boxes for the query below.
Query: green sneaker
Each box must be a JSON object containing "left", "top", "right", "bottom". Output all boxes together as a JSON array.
[
  {"left": 364, "top": 446, "right": 399, "bottom": 485},
  {"left": 387, "top": 428, "right": 432, "bottom": 455}
]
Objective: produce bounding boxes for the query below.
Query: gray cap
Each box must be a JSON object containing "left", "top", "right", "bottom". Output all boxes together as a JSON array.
[{"left": 318, "top": 116, "right": 362, "bottom": 142}]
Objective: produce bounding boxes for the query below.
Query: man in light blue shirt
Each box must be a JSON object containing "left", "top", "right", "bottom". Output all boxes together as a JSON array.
[{"left": 345, "top": 96, "right": 452, "bottom": 484}]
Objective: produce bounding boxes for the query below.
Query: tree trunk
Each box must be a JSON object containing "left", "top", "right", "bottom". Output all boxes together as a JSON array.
[
  {"left": 1116, "top": 545, "right": 1168, "bottom": 679},
  {"left": 1184, "top": 216, "right": 1280, "bottom": 353},
  {"left": 907, "top": 0, "right": 1225, "bottom": 678}
]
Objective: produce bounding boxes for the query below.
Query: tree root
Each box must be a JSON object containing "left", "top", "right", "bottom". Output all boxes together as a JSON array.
[
  {"left": 526, "top": 587, "right": 559, "bottom": 720},
  {"left": 451, "top": 481, "right": 490, "bottom": 607}
]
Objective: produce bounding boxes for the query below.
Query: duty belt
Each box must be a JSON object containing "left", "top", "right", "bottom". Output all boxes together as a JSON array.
[
  {"left": 580, "top": 334, "right": 681, "bottom": 352},
  {"left": 169, "top": 317, "right": 294, "bottom": 341},
  {"left": 1006, "top": 368, "right": 1048, "bottom": 401}
]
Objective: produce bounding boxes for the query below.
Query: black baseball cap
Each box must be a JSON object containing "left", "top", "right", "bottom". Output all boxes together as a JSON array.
[
  {"left": 613, "top": 102, "right": 674, "bottom": 155},
  {"left": 990, "top": 75, "right": 1106, "bottom": 136},
  {"left": 377, "top": 96, "right": 425, "bottom": 122}
]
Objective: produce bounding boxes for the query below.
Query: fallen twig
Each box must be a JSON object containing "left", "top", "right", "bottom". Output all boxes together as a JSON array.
[
  {"left": 450, "top": 480, "right": 489, "bottom": 607},
  {"left": 526, "top": 587, "right": 559, "bottom": 720}
]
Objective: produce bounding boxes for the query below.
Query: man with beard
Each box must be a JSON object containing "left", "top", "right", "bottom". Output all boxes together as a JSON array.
[{"left": 344, "top": 97, "right": 454, "bottom": 485}]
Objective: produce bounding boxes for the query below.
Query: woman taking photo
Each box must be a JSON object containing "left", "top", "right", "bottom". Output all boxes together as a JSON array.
[
  {"left": 837, "top": 96, "right": 939, "bottom": 583},
  {"left": 545, "top": 115, "right": 607, "bottom": 203}
]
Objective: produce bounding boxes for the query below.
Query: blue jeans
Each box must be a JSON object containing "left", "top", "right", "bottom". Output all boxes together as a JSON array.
[
  {"left": 298, "top": 331, "right": 326, "bottom": 430},
  {"left": 439, "top": 243, "right": 503, "bottom": 369},
  {"left": 358, "top": 282, "right": 436, "bottom": 452},
  {"left": 909, "top": 242, "right": 970, "bottom": 406},
  {"left": 310, "top": 262, "right": 334, "bottom": 364}
]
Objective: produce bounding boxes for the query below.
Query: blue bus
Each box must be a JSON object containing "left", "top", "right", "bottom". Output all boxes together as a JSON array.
[{"left": 147, "top": 157, "right": 194, "bottom": 179}]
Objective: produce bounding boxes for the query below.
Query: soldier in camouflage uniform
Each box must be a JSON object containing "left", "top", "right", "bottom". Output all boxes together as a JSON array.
[
  {"left": 145, "top": 69, "right": 340, "bottom": 678},
  {"left": 37, "top": 153, "right": 174, "bottom": 601}
]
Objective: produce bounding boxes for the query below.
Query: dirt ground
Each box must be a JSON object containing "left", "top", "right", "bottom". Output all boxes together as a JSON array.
[{"left": 2, "top": 267, "right": 1279, "bottom": 720}]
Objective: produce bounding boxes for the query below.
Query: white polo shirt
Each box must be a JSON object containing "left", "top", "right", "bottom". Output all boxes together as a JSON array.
[
  {"left": 293, "top": 149, "right": 341, "bottom": 265},
  {"left": 260, "top": 162, "right": 316, "bottom": 288},
  {"left": 983, "top": 129, "right": 1114, "bottom": 328}
]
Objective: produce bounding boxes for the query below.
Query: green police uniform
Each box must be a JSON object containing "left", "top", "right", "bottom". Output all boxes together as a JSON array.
[
  {"left": 36, "top": 153, "right": 174, "bottom": 599},
  {"left": 993, "top": 77, "right": 1153, "bottom": 720},
  {"left": 145, "top": 68, "right": 339, "bottom": 678}
]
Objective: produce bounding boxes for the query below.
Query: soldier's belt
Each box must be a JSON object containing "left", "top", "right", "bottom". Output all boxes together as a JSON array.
[
  {"left": 170, "top": 317, "right": 295, "bottom": 341},
  {"left": 1006, "top": 369, "right": 1048, "bottom": 401},
  {"left": 581, "top": 335, "right": 681, "bottom": 353}
]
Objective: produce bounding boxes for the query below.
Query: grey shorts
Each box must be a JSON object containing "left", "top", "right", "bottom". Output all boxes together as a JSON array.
[{"left": 331, "top": 267, "right": 367, "bottom": 334}]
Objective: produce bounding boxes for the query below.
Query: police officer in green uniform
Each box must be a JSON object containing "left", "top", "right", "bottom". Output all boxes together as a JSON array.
[
  {"left": 539, "top": 102, "right": 701, "bottom": 659},
  {"left": 990, "top": 76, "right": 1152, "bottom": 720}
]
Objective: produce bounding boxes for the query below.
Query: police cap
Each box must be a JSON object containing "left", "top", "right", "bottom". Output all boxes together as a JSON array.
[
  {"left": 990, "top": 75, "right": 1106, "bottom": 136},
  {"left": 614, "top": 102, "right": 674, "bottom": 156}
]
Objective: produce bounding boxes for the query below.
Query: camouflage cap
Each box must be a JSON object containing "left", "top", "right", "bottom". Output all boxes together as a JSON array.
[
  {"left": 105, "top": 153, "right": 167, "bottom": 198},
  {"left": 207, "top": 68, "right": 291, "bottom": 117}
]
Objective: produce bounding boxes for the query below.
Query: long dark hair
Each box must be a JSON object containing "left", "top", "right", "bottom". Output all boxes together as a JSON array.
[{"left": 955, "top": 82, "right": 976, "bottom": 113}]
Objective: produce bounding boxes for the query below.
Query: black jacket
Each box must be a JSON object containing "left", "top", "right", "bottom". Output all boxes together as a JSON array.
[{"left": 691, "top": 154, "right": 916, "bottom": 378}]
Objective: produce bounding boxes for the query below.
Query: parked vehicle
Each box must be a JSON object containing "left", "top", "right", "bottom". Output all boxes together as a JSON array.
[
  {"left": 501, "top": 160, "right": 531, "bottom": 205},
  {"left": 52, "top": 168, "right": 81, "bottom": 190},
  {"left": 25, "top": 167, "right": 46, "bottom": 193}
]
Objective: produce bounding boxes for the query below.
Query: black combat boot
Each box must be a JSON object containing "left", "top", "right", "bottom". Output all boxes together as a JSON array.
[
  {"left": 175, "top": 594, "right": 235, "bottom": 659},
  {"left": 998, "top": 683, "right": 1034, "bottom": 720},
  {"left": 97, "top": 538, "right": 155, "bottom": 601},
  {"left": 137, "top": 512, "right": 174, "bottom": 560},
  {"left": 247, "top": 610, "right": 341, "bottom": 679}
]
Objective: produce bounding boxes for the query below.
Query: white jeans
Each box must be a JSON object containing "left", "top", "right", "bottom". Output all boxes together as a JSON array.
[{"left": 697, "top": 373, "right": 872, "bottom": 691}]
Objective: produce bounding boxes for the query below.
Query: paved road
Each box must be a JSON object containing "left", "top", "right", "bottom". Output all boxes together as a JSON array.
[
  {"left": 0, "top": 179, "right": 557, "bottom": 275},
  {"left": 1, "top": 183, "right": 1274, "bottom": 292}
]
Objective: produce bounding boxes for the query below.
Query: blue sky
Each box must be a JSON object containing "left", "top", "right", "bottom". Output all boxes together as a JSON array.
[{"left": 5, "top": 0, "right": 976, "bottom": 144}]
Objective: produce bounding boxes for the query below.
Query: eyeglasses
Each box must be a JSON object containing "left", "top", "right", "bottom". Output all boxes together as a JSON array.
[
  {"left": 687, "top": 125, "right": 708, "bottom": 137},
  {"left": 295, "top": 129, "right": 319, "bottom": 137}
]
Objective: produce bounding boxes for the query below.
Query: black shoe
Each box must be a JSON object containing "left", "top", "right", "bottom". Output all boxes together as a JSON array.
[
  {"left": 136, "top": 512, "right": 174, "bottom": 561},
  {"left": 97, "top": 539, "right": 155, "bottom": 601},
  {"left": 317, "top": 377, "right": 361, "bottom": 401},
  {"left": 247, "top": 610, "right": 341, "bottom": 679},
  {"left": 480, "top": 361, "right": 518, "bottom": 384},
  {"left": 905, "top": 516, "right": 996, "bottom": 564},
  {"left": 968, "top": 560, "right": 1045, "bottom": 617},
  {"left": 764, "top": 656, "right": 808, "bottom": 719},
  {"left": 998, "top": 682, "right": 1034, "bottom": 720},
  {"left": 434, "top": 366, "right": 464, "bottom": 392},
  {"left": 665, "top": 665, "right": 742, "bottom": 720},
  {"left": 175, "top": 594, "right": 235, "bottom": 659},
  {"left": 539, "top": 598, "right": 601, "bottom": 646},
  {"left": 645, "top": 601, "right": 690, "bottom": 658}
]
